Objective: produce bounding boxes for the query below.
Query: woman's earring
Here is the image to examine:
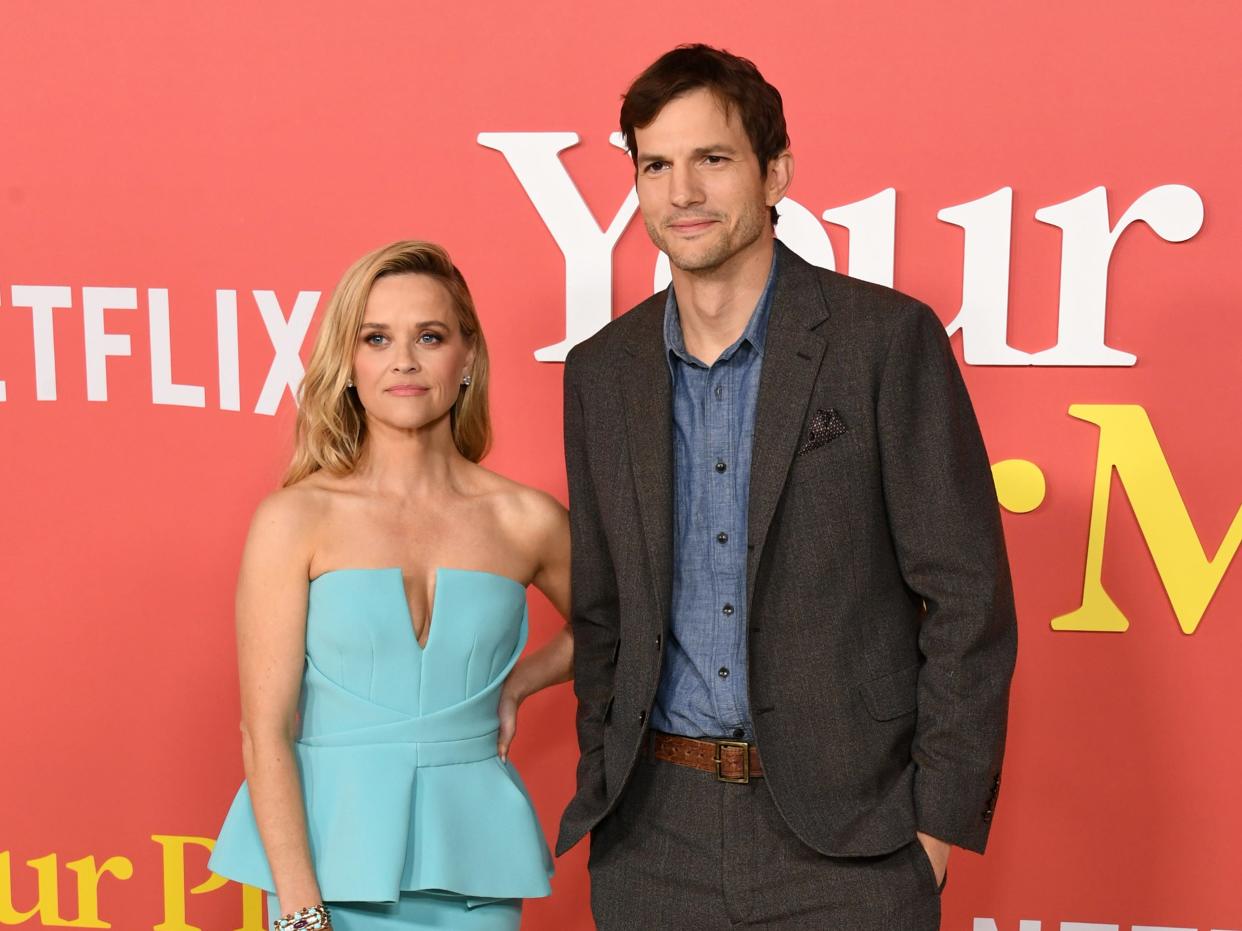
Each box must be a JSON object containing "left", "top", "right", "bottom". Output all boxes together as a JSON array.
[
  {"left": 346, "top": 379, "right": 354, "bottom": 388},
  {"left": 461, "top": 375, "right": 472, "bottom": 387}
]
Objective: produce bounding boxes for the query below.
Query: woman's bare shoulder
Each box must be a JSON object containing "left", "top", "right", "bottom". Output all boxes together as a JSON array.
[
  {"left": 245, "top": 473, "right": 342, "bottom": 557},
  {"left": 468, "top": 468, "right": 568, "bottom": 551}
]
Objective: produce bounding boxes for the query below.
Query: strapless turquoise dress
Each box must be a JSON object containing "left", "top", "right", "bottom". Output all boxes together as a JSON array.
[{"left": 209, "top": 568, "right": 553, "bottom": 927}]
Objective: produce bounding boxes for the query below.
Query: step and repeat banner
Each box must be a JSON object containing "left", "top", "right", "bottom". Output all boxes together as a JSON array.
[{"left": 1, "top": 2, "right": 1239, "bottom": 929}]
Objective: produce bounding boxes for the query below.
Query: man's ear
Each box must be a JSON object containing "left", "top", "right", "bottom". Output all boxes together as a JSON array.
[{"left": 765, "top": 150, "right": 794, "bottom": 207}]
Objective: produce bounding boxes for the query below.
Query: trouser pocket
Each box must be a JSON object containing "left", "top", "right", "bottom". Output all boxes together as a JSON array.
[{"left": 909, "top": 839, "right": 946, "bottom": 896}]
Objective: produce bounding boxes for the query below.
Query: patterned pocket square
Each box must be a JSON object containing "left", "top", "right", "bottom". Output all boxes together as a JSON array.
[{"left": 797, "top": 408, "right": 848, "bottom": 456}]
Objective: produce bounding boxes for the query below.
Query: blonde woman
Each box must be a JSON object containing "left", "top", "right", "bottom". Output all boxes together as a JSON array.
[{"left": 209, "top": 241, "right": 571, "bottom": 931}]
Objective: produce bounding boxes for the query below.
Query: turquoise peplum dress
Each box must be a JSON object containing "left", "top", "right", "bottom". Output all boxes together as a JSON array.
[{"left": 209, "top": 568, "right": 553, "bottom": 930}]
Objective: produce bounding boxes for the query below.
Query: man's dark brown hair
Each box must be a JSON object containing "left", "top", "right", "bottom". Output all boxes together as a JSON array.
[{"left": 620, "top": 44, "right": 790, "bottom": 226}]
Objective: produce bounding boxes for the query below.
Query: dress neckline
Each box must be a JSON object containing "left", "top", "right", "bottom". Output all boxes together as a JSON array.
[{"left": 309, "top": 566, "right": 525, "bottom": 650}]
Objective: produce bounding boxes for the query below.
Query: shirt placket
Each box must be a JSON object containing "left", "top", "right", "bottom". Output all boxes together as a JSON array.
[{"left": 708, "top": 359, "right": 743, "bottom": 731}]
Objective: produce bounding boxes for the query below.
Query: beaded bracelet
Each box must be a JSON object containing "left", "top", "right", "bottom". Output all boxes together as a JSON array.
[{"left": 273, "top": 904, "right": 331, "bottom": 931}]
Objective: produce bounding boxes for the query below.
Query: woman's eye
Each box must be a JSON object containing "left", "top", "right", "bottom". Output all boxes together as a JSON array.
[
  {"left": 418, "top": 332, "right": 443, "bottom": 344},
  {"left": 365, "top": 333, "right": 388, "bottom": 345}
]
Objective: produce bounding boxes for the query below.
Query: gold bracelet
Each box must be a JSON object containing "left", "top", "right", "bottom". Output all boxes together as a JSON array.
[{"left": 272, "top": 904, "right": 331, "bottom": 931}]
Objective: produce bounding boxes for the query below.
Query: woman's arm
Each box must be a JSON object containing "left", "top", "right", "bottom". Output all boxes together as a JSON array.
[
  {"left": 497, "top": 493, "right": 573, "bottom": 761},
  {"left": 234, "top": 490, "right": 324, "bottom": 918}
]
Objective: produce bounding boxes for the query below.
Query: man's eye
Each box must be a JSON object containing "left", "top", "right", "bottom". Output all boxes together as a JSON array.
[
  {"left": 704, "top": 155, "right": 725, "bottom": 165},
  {"left": 644, "top": 161, "right": 667, "bottom": 173}
]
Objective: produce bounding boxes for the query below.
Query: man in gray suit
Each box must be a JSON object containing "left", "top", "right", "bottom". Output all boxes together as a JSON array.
[{"left": 557, "top": 44, "right": 1017, "bottom": 930}]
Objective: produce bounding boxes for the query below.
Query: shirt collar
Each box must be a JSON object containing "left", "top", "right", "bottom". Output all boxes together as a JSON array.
[{"left": 664, "top": 247, "right": 779, "bottom": 367}]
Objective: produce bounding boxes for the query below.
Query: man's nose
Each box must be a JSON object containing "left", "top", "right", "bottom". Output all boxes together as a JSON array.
[{"left": 669, "top": 163, "right": 704, "bottom": 209}]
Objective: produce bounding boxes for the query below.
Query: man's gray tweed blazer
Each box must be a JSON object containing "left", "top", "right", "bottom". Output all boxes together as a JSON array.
[{"left": 557, "top": 240, "right": 1018, "bottom": 859}]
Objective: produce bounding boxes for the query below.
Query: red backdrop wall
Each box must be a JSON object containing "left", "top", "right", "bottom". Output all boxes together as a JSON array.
[{"left": 1, "top": 2, "right": 1239, "bottom": 929}]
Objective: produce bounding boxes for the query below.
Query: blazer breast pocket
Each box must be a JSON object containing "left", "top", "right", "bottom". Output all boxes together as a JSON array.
[{"left": 796, "top": 407, "right": 849, "bottom": 457}]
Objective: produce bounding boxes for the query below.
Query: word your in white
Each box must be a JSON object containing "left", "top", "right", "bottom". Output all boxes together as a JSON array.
[{"left": 478, "top": 132, "right": 1203, "bottom": 364}]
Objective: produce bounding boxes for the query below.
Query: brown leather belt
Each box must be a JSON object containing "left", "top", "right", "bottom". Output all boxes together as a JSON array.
[{"left": 648, "top": 731, "right": 764, "bottom": 783}]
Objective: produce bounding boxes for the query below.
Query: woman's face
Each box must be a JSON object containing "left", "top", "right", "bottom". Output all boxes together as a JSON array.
[{"left": 351, "top": 273, "right": 474, "bottom": 435}]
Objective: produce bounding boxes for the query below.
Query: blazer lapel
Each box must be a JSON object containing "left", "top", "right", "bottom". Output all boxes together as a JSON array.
[
  {"left": 621, "top": 298, "right": 674, "bottom": 631},
  {"left": 747, "top": 243, "right": 831, "bottom": 605}
]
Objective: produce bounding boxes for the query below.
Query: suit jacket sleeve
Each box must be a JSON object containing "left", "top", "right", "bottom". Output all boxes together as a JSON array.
[
  {"left": 875, "top": 302, "right": 1018, "bottom": 854},
  {"left": 556, "top": 348, "right": 620, "bottom": 854}
]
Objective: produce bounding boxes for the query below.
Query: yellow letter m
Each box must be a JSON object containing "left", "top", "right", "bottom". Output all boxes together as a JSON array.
[{"left": 1053, "top": 404, "right": 1242, "bottom": 634}]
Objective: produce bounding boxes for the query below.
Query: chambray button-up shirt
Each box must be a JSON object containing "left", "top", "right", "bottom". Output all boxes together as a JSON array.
[{"left": 651, "top": 252, "right": 778, "bottom": 740}]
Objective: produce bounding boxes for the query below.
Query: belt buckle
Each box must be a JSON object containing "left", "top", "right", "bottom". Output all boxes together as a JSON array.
[{"left": 713, "top": 739, "right": 750, "bottom": 784}]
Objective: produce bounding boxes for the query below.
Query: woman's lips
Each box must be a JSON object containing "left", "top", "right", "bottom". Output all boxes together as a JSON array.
[{"left": 385, "top": 385, "right": 429, "bottom": 396}]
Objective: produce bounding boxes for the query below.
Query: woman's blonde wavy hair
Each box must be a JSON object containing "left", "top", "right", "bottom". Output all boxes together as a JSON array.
[{"left": 283, "top": 240, "right": 491, "bottom": 486}]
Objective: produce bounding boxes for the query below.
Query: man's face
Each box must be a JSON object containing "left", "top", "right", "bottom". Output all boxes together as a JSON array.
[{"left": 634, "top": 87, "right": 777, "bottom": 273}]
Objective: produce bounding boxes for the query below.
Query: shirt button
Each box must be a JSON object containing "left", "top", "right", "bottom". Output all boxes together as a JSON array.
[
  {"left": 722, "top": 603, "right": 734, "bottom": 616},
  {"left": 732, "top": 727, "right": 744, "bottom": 738},
  {"left": 718, "top": 667, "right": 730, "bottom": 679},
  {"left": 715, "top": 460, "right": 727, "bottom": 473},
  {"left": 716, "top": 532, "right": 728, "bottom": 544},
  {"left": 714, "top": 385, "right": 723, "bottom": 399}
]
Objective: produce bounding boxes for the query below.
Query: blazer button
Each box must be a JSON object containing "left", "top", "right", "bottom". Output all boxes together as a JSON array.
[
  {"left": 981, "top": 808, "right": 993, "bottom": 822},
  {"left": 637, "top": 710, "right": 647, "bottom": 724},
  {"left": 655, "top": 634, "right": 662, "bottom": 648}
]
